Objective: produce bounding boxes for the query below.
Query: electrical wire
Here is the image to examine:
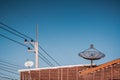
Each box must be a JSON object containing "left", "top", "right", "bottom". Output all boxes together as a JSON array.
[
  {"left": 0, "top": 22, "right": 32, "bottom": 40},
  {"left": 0, "top": 64, "right": 18, "bottom": 72},
  {"left": 0, "top": 34, "right": 54, "bottom": 66},
  {"left": 0, "top": 60, "right": 21, "bottom": 80},
  {"left": 0, "top": 26, "right": 25, "bottom": 39},
  {"left": 0, "top": 66, "right": 19, "bottom": 75},
  {"left": 0, "top": 75, "right": 18, "bottom": 80},
  {"left": 0, "top": 22, "right": 61, "bottom": 66},
  {"left": 0, "top": 72, "right": 18, "bottom": 80},
  {"left": 0, "top": 33, "right": 54, "bottom": 67},
  {"left": 39, "top": 45, "right": 61, "bottom": 66},
  {"left": 0, "top": 34, "right": 29, "bottom": 47},
  {"left": 0, "top": 62, "right": 19, "bottom": 71},
  {"left": 38, "top": 52, "right": 54, "bottom": 66},
  {"left": 0, "top": 67, "right": 19, "bottom": 76},
  {"left": 0, "top": 72, "right": 13, "bottom": 78},
  {"left": 0, "top": 60, "right": 24, "bottom": 69},
  {"left": 28, "top": 43, "right": 55, "bottom": 66}
]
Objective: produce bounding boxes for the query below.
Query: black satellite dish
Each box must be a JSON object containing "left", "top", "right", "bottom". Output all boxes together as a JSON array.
[{"left": 78, "top": 44, "right": 105, "bottom": 67}]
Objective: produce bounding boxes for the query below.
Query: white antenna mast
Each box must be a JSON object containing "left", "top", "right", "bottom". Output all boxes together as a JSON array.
[{"left": 35, "top": 24, "right": 39, "bottom": 68}]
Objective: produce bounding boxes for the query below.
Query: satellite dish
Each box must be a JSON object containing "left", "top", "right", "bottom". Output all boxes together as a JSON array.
[
  {"left": 78, "top": 44, "right": 105, "bottom": 67},
  {"left": 24, "top": 60, "right": 34, "bottom": 68}
]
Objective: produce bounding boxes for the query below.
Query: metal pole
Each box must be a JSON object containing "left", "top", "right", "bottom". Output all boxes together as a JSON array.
[
  {"left": 24, "top": 25, "right": 39, "bottom": 68},
  {"left": 91, "top": 60, "right": 93, "bottom": 68},
  {"left": 35, "top": 25, "right": 39, "bottom": 68}
]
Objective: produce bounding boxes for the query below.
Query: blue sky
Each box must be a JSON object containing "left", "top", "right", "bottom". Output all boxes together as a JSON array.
[{"left": 0, "top": 0, "right": 120, "bottom": 70}]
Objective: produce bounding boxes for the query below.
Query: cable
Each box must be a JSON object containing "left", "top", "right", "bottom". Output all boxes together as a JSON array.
[
  {"left": 0, "top": 62, "right": 19, "bottom": 70},
  {"left": 0, "top": 64, "right": 18, "bottom": 72},
  {"left": 0, "top": 66, "right": 19, "bottom": 75},
  {"left": 0, "top": 34, "right": 54, "bottom": 66},
  {"left": 0, "top": 67, "right": 19, "bottom": 76},
  {"left": 29, "top": 44, "right": 54, "bottom": 66},
  {"left": 0, "top": 22, "right": 61, "bottom": 66},
  {"left": 0, "top": 61, "right": 20, "bottom": 80},
  {"left": 38, "top": 51, "right": 54, "bottom": 66},
  {"left": 0, "top": 72, "right": 11, "bottom": 77},
  {"left": 0, "top": 26, "right": 25, "bottom": 39},
  {"left": 0, "top": 34, "right": 29, "bottom": 47},
  {"left": 0, "top": 60, "right": 24, "bottom": 69},
  {"left": 0, "top": 22, "right": 32, "bottom": 40},
  {"left": 0, "top": 72, "right": 17, "bottom": 79},
  {"left": 0, "top": 76, "right": 17, "bottom": 80},
  {"left": 38, "top": 55, "right": 53, "bottom": 67},
  {"left": 39, "top": 45, "right": 61, "bottom": 66}
]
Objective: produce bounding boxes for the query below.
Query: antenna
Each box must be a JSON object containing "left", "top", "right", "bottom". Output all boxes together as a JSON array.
[
  {"left": 78, "top": 44, "right": 105, "bottom": 68},
  {"left": 24, "top": 59, "right": 34, "bottom": 68}
]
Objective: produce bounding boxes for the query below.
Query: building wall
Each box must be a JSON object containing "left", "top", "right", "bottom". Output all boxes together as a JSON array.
[
  {"left": 20, "top": 65, "right": 90, "bottom": 80},
  {"left": 80, "top": 59, "right": 120, "bottom": 80},
  {"left": 20, "top": 59, "right": 120, "bottom": 80}
]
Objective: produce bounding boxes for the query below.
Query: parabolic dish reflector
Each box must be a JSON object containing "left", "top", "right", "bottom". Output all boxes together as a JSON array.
[
  {"left": 24, "top": 60, "right": 34, "bottom": 68},
  {"left": 79, "top": 44, "right": 105, "bottom": 60}
]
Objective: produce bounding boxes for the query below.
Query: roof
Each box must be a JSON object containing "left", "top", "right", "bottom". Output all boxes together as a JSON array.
[
  {"left": 19, "top": 64, "right": 93, "bottom": 72},
  {"left": 80, "top": 58, "right": 120, "bottom": 75}
]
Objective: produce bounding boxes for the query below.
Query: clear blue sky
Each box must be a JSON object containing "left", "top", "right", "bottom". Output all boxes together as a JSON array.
[{"left": 0, "top": 0, "right": 120, "bottom": 69}]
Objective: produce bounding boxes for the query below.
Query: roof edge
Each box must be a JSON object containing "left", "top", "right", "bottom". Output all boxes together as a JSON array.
[{"left": 19, "top": 64, "right": 94, "bottom": 72}]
